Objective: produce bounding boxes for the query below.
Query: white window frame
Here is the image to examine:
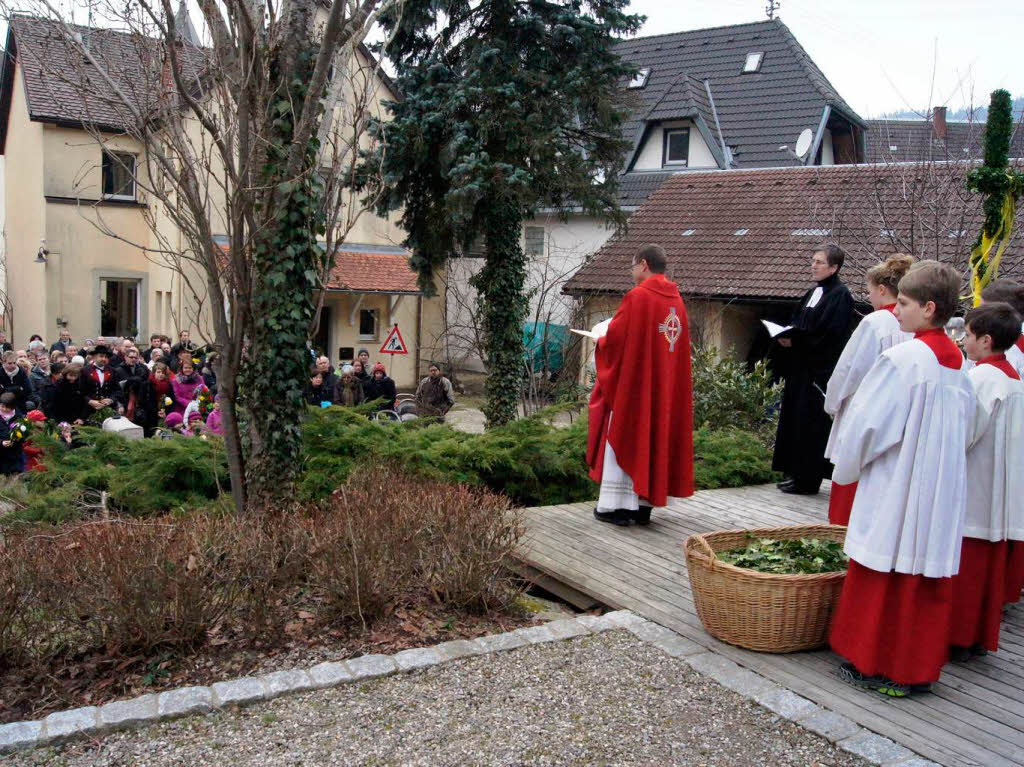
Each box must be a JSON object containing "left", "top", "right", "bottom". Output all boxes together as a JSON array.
[
  {"left": 358, "top": 308, "right": 379, "bottom": 342},
  {"left": 627, "top": 67, "right": 650, "bottom": 89},
  {"left": 742, "top": 52, "right": 764, "bottom": 73},
  {"left": 524, "top": 226, "right": 545, "bottom": 257},
  {"left": 662, "top": 128, "right": 689, "bottom": 167},
  {"left": 102, "top": 150, "right": 137, "bottom": 201},
  {"left": 99, "top": 276, "right": 142, "bottom": 338}
]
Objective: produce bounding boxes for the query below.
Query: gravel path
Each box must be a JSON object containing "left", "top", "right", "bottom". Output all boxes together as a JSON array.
[{"left": 13, "top": 630, "right": 870, "bottom": 767}]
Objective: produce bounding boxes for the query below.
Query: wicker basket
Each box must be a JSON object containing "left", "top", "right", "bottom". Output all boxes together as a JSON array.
[{"left": 683, "top": 524, "right": 848, "bottom": 653}]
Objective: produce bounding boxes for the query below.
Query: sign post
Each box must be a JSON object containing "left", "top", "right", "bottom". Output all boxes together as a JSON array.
[{"left": 378, "top": 324, "right": 408, "bottom": 376}]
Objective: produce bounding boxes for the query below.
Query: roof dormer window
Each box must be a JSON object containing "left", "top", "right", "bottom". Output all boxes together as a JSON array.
[
  {"left": 628, "top": 68, "right": 651, "bottom": 89},
  {"left": 742, "top": 52, "right": 763, "bottom": 73}
]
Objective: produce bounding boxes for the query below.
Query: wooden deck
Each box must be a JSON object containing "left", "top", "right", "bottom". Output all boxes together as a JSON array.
[{"left": 515, "top": 484, "right": 1024, "bottom": 767}]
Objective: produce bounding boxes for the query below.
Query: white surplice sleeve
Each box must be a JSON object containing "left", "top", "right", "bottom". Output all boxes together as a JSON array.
[
  {"left": 824, "top": 319, "right": 882, "bottom": 417},
  {"left": 830, "top": 356, "right": 910, "bottom": 486}
]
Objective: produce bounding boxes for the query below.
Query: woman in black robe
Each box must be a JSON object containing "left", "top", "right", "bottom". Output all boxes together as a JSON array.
[{"left": 772, "top": 244, "right": 854, "bottom": 494}]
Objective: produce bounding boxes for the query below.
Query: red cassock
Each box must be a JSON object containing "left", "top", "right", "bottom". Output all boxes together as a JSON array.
[
  {"left": 951, "top": 538, "right": 1008, "bottom": 651},
  {"left": 586, "top": 273, "right": 694, "bottom": 507}
]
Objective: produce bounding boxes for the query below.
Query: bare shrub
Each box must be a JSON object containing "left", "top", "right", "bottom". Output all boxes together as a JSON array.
[
  {"left": 0, "top": 467, "right": 524, "bottom": 676},
  {"left": 308, "top": 468, "right": 524, "bottom": 626}
]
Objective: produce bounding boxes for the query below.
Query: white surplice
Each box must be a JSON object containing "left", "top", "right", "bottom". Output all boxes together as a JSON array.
[
  {"left": 965, "top": 363, "right": 1024, "bottom": 542},
  {"left": 831, "top": 339, "right": 976, "bottom": 577},
  {"left": 823, "top": 309, "right": 912, "bottom": 459},
  {"left": 1006, "top": 342, "right": 1024, "bottom": 378}
]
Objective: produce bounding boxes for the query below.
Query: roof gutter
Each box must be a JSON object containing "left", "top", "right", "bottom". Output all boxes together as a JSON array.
[
  {"left": 805, "top": 105, "right": 831, "bottom": 166},
  {"left": 703, "top": 79, "right": 731, "bottom": 169}
]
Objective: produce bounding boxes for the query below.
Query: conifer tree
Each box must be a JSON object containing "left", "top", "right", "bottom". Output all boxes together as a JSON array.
[{"left": 364, "top": 0, "right": 642, "bottom": 426}]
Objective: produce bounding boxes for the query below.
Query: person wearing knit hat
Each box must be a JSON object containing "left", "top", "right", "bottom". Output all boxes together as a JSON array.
[
  {"left": 357, "top": 348, "right": 371, "bottom": 370},
  {"left": 363, "top": 361, "right": 397, "bottom": 412},
  {"left": 164, "top": 411, "right": 184, "bottom": 434},
  {"left": 25, "top": 409, "right": 47, "bottom": 423}
]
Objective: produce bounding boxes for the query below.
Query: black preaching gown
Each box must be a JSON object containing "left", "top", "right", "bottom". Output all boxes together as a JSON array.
[{"left": 771, "top": 273, "right": 854, "bottom": 488}]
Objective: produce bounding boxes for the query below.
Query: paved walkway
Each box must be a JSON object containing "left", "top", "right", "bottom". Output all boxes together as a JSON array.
[{"left": 12, "top": 631, "right": 872, "bottom": 767}]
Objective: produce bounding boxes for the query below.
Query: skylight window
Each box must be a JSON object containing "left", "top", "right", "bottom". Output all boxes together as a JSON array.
[
  {"left": 742, "top": 52, "right": 763, "bottom": 73},
  {"left": 681, "top": 229, "right": 696, "bottom": 236},
  {"left": 947, "top": 229, "right": 967, "bottom": 239},
  {"left": 628, "top": 68, "right": 651, "bottom": 89},
  {"left": 889, "top": 145, "right": 898, "bottom": 151},
  {"left": 791, "top": 228, "right": 832, "bottom": 236},
  {"left": 734, "top": 228, "right": 749, "bottom": 236}
]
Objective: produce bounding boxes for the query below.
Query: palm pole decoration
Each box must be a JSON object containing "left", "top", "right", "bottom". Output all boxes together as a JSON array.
[{"left": 966, "top": 89, "right": 1024, "bottom": 305}]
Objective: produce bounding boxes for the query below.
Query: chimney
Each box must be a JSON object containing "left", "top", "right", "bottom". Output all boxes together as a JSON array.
[{"left": 932, "top": 106, "right": 947, "bottom": 140}]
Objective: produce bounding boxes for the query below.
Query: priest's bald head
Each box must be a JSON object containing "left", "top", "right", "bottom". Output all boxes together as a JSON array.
[{"left": 631, "top": 244, "right": 667, "bottom": 285}]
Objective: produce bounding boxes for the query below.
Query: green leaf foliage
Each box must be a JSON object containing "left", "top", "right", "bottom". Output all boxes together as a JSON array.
[
  {"left": 718, "top": 537, "right": 849, "bottom": 575},
  {"left": 7, "top": 410, "right": 775, "bottom": 525},
  {"left": 691, "top": 346, "right": 783, "bottom": 445}
]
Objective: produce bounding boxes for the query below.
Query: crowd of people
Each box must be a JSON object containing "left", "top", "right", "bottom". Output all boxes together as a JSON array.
[
  {"left": 0, "top": 332, "right": 457, "bottom": 476},
  {"left": 771, "top": 245, "right": 1024, "bottom": 698}
]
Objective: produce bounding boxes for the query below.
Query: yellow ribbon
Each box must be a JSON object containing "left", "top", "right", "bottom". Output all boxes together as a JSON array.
[{"left": 971, "top": 192, "right": 1016, "bottom": 306}]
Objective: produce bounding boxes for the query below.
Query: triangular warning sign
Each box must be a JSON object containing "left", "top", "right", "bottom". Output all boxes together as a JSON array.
[{"left": 379, "top": 324, "right": 409, "bottom": 355}]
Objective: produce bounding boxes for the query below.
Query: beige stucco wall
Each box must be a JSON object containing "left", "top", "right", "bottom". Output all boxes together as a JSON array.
[
  {"left": 4, "top": 65, "right": 47, "bottom": 343},
  {"left": 632, "top": 120, "right": 719, "bottom": 171}
]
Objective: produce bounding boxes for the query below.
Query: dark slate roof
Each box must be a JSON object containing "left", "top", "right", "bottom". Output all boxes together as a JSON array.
[
  {"left": 615, "top": 18, "right": 864, "bottom": 172},
  {"left": 617, "top": 170, "right": 677, "bottom": 209},
  {"left": 864, "top": 118, "right": 1024, "bottom": 163},
  {"left": 565, "top": 162, "right": 1024, "bottom": 302},
  {"left": 2, "top": 15, "right": 208, "bottom": 137}
]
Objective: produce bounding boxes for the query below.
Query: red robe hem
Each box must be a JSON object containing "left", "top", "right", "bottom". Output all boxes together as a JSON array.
[
  {"left": 827, "top": 481, "right": 856, "bottom": 526},
  {"left": 829, "top": 561, "right": 952, "bottom": 685},
  {"left": 950, "top": 537, "right": 1007, "bottom": 651},
  {"left": 1006, "top": 542, "right": 1024, "bottom": 605}
]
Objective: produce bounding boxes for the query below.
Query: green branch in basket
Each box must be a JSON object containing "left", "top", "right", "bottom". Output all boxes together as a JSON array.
[{"left": 717, "top": 537, "right": 848, "bottom": 575}]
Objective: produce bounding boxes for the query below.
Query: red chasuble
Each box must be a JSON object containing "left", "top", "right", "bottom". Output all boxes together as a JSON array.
[
  {"left": 829, "top": 328, "right": 962, "bottom": 685},
  {"left": 587, "top": 273, "right": 694, "bottom": 507}
]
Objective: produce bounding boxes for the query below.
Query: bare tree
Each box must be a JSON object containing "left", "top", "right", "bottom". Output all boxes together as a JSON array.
[{"left": 2, "top": 0, "right": 402, "bottom": 513}]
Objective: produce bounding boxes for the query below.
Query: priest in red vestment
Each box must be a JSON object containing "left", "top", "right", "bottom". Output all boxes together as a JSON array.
[{"left": 587, "top": 244, "right": 694, "bottom": 526}]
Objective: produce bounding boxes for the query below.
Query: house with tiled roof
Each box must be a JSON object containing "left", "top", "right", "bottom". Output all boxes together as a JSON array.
[
  {"left": 0, "top": 10, "right": 436, "bottom": 386},
  {"left": 565, "top": 161, "right": 1024, "bottom": 361},
  {"left": 864, "top": 107, "right": 1024, "bottom": 164},
  {"left": 444, "top": 17, "right": 868, "bottom": 372}
]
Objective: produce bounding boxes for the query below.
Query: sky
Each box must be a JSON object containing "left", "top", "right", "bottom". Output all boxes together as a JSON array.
[
  {"left": 3, "top": 0, "right": 1021, "bottom": 119},
  {"left": 625, "top": 0, "right": 1024, "bottom": 118}
]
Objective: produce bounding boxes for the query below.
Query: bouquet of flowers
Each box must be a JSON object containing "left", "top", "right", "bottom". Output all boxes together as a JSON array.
[
  {"left": 163, "top": 396, "right": 174, "bottom": 409},
  {"left": 196, "top": 386, "right": 213, "bottom": 418},
  {"left": 7, "top": 420, "right": 29, "bottom": 444}
]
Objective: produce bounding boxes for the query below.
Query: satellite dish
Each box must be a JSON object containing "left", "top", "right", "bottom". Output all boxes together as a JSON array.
[{"left": 794, "top": 128, "right": 814, "bottom": 159}]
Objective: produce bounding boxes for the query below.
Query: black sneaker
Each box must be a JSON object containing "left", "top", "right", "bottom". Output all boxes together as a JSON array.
[
  {"left": 839, "top": 662, "right": 929, "bottom": 697},
  {"left": 629, "top": 506, "right": 652, "bottom": 526},
  {"left": 780, "top": 483, "right": 820, "bottom": 495},
  {"left": 776, "top": 478, "right": 795, "bottom": 489},
  {"left": 593, "top": 508, "right": 631, "bottom": 526}
]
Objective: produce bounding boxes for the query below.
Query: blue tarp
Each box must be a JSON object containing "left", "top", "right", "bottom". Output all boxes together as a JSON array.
[{"left": 522, "top": 322, "right": 569, "bottom": 373}]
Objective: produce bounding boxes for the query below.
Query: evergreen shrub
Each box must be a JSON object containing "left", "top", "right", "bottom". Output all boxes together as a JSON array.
[
  {"left": 691, "top": 346, "right": 783, "bottom": 444},
  {"left": 5, "top": 405, "right": 776, "bottom": 525}
]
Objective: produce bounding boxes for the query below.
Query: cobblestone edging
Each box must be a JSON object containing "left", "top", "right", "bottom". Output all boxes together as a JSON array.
[{"left": 0, "top": 610, "right": 937, "bottom": 766}]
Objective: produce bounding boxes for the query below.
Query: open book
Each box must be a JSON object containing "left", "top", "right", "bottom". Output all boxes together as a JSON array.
[
  {"left": 571, "top": 318, "right": 612, "bottom": 341},
  {"left": 762, "top": 320, "right": 795, "bottom": 339}
]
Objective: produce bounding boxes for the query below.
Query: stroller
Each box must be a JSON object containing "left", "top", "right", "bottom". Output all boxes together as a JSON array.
[{"left": 374, "top": 393, "right": 419, "bottom": 422}]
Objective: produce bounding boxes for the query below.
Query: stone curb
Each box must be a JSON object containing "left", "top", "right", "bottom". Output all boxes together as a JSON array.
[
  {"left": 0, "top": 609, "right": 939, "bottom": 766},
  {"left": 0, "top": 609, "right": 634, "bottom": 755}
]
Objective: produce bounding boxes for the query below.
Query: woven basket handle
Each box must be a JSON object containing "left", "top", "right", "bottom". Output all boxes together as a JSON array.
[{"left": 692, "top": 534, "right": 716, "bottom": 561}]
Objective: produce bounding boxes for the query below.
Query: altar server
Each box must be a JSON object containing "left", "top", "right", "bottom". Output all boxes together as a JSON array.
[
  {"left": 823, "top": 254, "right": 915, "bottom": 525},
  {"left": 980, "top": 280, "right": 1024, "bottom": 378},
  {"left": 949, "top": 303, "right": 1024, "bottom": 657},
  {"left": 829, "top": 261, "right": 975, "bottom": 697}
]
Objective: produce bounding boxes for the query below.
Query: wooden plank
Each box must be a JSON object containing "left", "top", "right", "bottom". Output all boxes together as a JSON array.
[
  {"left": 516, "top": 487, "right": 1024, "bottom": 767},
  {"left": 514, "top": 562, "right": 601, "bottom": 610}
]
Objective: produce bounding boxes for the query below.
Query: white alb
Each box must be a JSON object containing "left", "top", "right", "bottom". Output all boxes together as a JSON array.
[
  {"left": 965, "top": 363, "right": 1024, "bottom": 542},
  {"left": 824, "top": 309, "right": 912, "bottom": 459},
  {"left": 831, "top": 338, "right": 975, "bottom": 578}
]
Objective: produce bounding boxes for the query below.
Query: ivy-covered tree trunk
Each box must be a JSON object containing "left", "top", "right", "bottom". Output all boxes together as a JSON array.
[
  {"left": 243, "top": 41, "right": 323, "bottom": 509},
  {"left": 476, "top": 197, "right": 528, "bottom": 427}
]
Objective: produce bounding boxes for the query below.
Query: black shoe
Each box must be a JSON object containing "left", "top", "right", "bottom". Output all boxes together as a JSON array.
[
  {"left": 629, "top": 506, "right": 652, "bottom": 526},
  {"left": 594, "top": 508, "right": 631, "bottom": 526},
  {"left": 780, "top": 483, "right": 819, "bottom": 495},
  {"left": 776, "top": 478, "right": 795, "bottom": 489}
]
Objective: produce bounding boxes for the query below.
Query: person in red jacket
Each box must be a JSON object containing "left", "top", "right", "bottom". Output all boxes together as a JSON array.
[{"left": 587, "top": 244, "right": 694, "bottom": 526}]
